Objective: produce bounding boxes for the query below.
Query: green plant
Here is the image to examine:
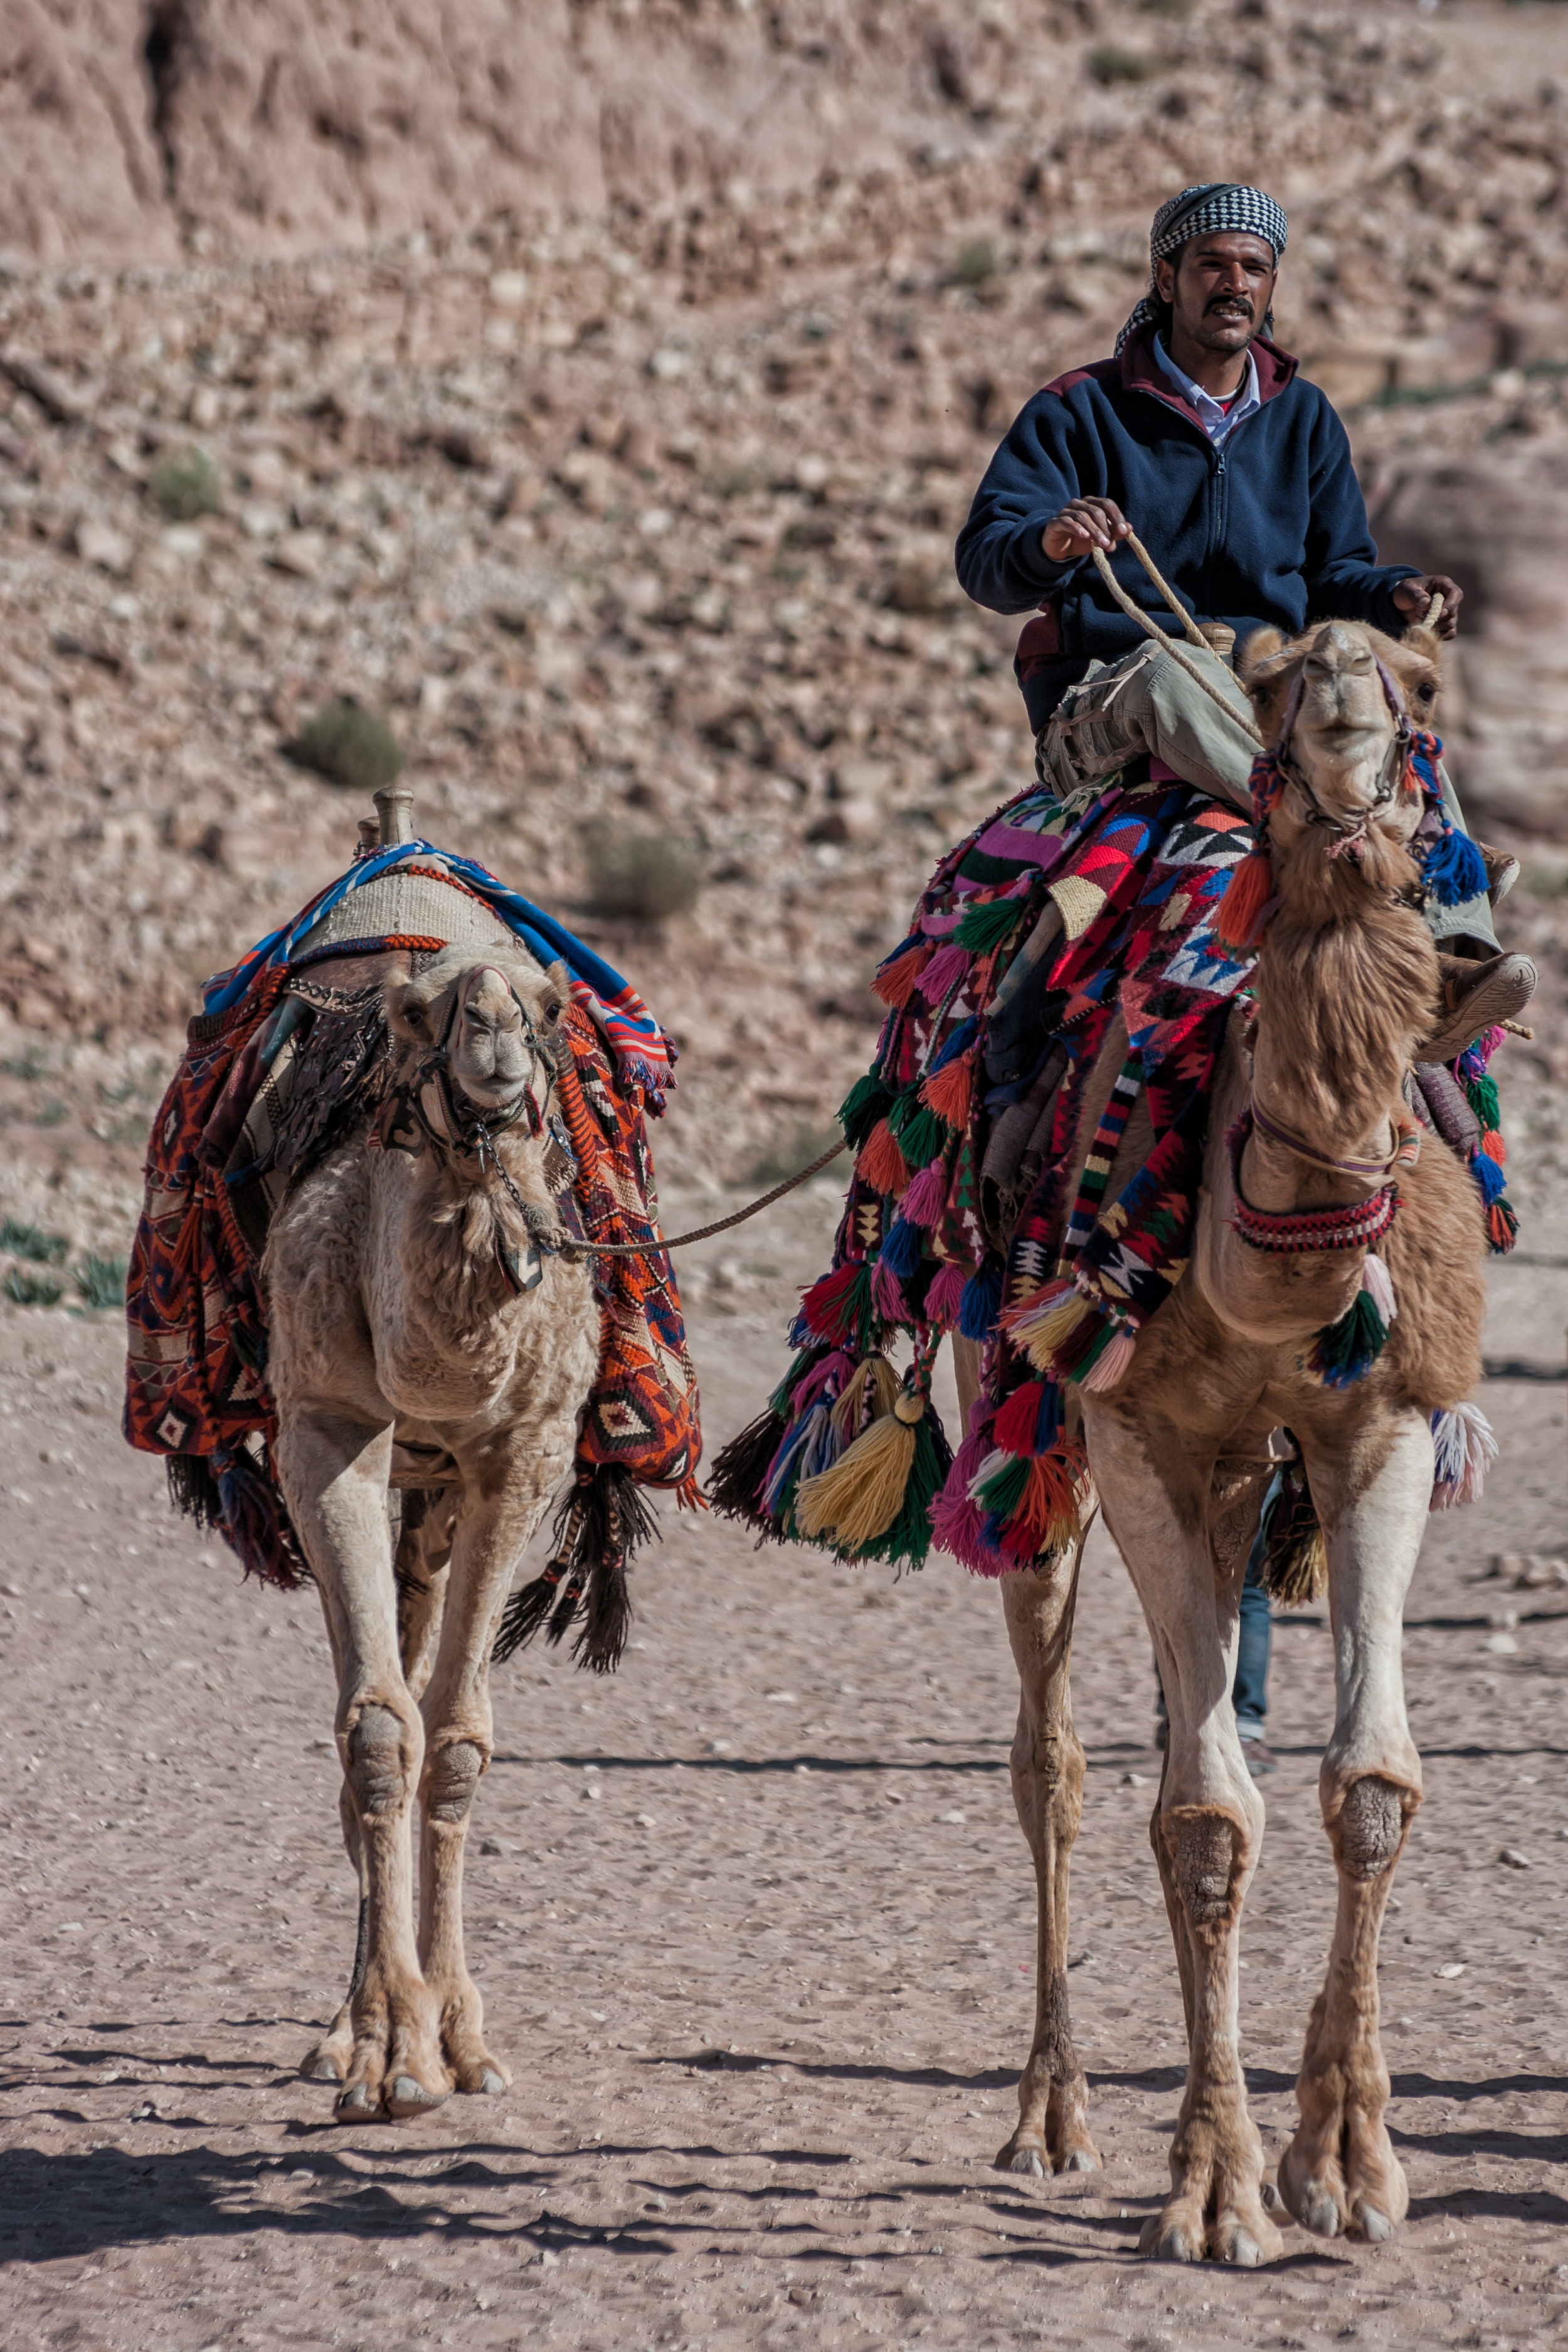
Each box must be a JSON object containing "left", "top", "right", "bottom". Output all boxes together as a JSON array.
[
  {"left": 287, "top": 699, "right": 406, "bottom": 792},
  {"left": 950, "top": 238, "right": 998, "bottom": 288},
  {"left": 1, "top": 1046, "right": 48, "bottom": 1081},
  {"left": 4, "top": 1266, "right": 65, "bottom": 1306},
  {"left": 581, "top": 826, "right": 704, "bottom": 922},
  {"left": 75, "top": 1253, "right": 129, "bottom": 1311},
  {"left": 152, "top": 447, "right": 224, "bottom": 522},
  {"left": 34, "top": 1098, "right": 69, "bottom": 1128},
  {"left": 1088, "top": 44, "right": 1166, "bottom": 83},
  {"left": 0, "top": 1219, "right": 68, "bottom": 1264},
  {"left": 744, "top": 1123, "right": 843, "bottom": 1190}
]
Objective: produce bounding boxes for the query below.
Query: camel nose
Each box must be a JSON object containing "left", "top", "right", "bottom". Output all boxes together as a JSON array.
[
  {"left": 1303, "top": 625, "right": 1374, "bottom": 681},
  {"left": 462, "top": 970, "right": 523, "bottom": 1034}
]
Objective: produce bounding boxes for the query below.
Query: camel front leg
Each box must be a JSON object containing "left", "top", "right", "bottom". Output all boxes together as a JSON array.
[
  {"left": 995, "top": 1543, "right": 1099, "bottom": 2177},
  {"left": 277, "top": 1405, "right": 450, "bottom": 2122},
  {"left": 416, "top": 1429, "right": 575, "bottom": 2096},
  {"left": 1278, "top": 1410, "right": 1428, "bottom": 2243},
  {"left": 1086, "top": 1401, "right": 1281, "bottom": 2266}
]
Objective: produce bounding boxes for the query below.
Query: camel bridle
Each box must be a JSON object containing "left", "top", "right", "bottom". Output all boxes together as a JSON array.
[{"left": 1268, "top": 655, "right": 1419, "bottom": 864}]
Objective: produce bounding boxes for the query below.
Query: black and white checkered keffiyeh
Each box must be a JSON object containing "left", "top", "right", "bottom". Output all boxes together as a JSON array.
[{"left": 1115, "top": 183, "right": 1287, "bottom": 354}]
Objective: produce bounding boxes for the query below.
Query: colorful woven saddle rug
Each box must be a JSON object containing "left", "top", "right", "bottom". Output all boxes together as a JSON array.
[
  {"left": 711, "top": 748, "right": 1514, "bottom": 1583},
  {"left": 124, "top": 842, "right": 700, "bottom": 1668}
]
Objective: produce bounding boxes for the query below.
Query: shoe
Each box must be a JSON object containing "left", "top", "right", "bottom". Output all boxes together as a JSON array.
[
  {"left": 1416, "top": 951, "right": 1536, "bottom": 1063},
  {"left": 1239, "top": 1737, "right": 1278, "bottom": 1778}
]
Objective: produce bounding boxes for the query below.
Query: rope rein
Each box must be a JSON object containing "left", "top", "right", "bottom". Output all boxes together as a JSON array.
[{"left": 1088, "top": 541, "right": 1265, "bottom": 746}]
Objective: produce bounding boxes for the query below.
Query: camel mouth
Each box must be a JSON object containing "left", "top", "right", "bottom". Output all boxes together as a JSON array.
[{"left": 452, "top": 1067, "right": 536, "bottom": 1119}]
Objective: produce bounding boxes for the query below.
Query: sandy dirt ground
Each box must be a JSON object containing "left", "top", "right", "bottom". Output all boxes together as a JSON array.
[{"left": 2, "top": 1185, "right": 1567, "bottom": 2351}]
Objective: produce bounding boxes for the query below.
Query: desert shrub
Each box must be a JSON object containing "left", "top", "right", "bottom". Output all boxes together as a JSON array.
[
  {"left": 1088, "top": 45, "right": 1165, "bottom": 82},
  {"left": 152, "top": 447, "right": 224, "bottom": 521},
  {"left": 950, "top": 238, "right": 998, "bottom": 287},
  {"left": 76, "top": 1254, "right": 129, "bottom": 1311},
  {"left": 4, "top": 1266, "right": 65, "bottom": 1306},
  {"left": 288, "top": 700, "right": 406, "bottom": 792},
  {"left": 745, "top": 1123, "right": 844, "bottom": 1190},
  {"left": 581, "top": 825, "right": 704, "bottom": 921},
  {"left": 0, "top": 1219, "right": 68, "bottom": 1264}
]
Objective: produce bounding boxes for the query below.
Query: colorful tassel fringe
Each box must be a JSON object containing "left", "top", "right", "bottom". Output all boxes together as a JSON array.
[
  {"left": 1430, "top": 1401, "right": 1497, "bottom": 1510},
  {"left": 857, "top": 1118, "right": 910, "bottom": 1197},
  {"left": 1214, "top": 848, "right": 1274, "bottom": 950},
  {"left": 1303, "top": 1252, "right": 1396, "bottom": 1389}
]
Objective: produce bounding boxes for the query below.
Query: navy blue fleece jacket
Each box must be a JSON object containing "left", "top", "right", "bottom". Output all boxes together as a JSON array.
[{"left": 955, "top": 326, "right": 1417, "bottom": 731}]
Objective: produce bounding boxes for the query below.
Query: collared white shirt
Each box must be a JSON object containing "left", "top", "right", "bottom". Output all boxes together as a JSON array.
[{"left": 1153, "top": 334, "right": 1261, "bottom": 448}]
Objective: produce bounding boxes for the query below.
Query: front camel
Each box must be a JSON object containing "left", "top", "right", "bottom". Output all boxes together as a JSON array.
[
  {"left": 125, "top": 810, "right": 697, "bottom": 2123},
  {"left": 719, "top": 615, "right": 1512, "bottom": 2262}
]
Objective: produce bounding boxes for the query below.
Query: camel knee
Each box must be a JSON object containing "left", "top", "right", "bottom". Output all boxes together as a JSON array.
[
  {"left": 1169, "top": 1811, "right": 1242, "bottom": 1929},
  {"left": 423, "top": 1739, "right": 484, "bottom": 1825},
  {"left": 1333, "top": 1776, "right": 1409, "bottom": 1882},
  {"left": 346, "top": 1703, "right": 413, "bottom": 1819}
]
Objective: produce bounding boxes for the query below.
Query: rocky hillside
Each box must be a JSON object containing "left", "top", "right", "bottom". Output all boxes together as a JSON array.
[{"left": 0, "top": 0, "right": 1565, "bottom": 1222}]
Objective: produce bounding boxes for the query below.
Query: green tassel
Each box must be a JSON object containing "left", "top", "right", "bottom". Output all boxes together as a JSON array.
[
  {"left": 839, "top": 1072, "right": 893, "bottom": 1150},
  {"left": 1463, "top": 1074, "right": 1500, "bottom": 1133},
  {"left": 975, "top": 1451, "right": 1031, "bottom": 1519},
  {"left": 955, "top": 897, "right": 1024, "bottom": 953},
  {"left": 888, "top": 1089, "right": 951, "bottom": 1169},
  {"left": 1304, "top": 1290, "right": 1389, "bottom": 1389}
]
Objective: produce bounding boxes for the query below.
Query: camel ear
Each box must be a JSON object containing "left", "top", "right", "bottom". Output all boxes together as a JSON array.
[
  {"left": 1237, "top": 626, "right": 1285, "bottom": 687},
  {"left": 1401, "top": 623, "right": 1443, "bottom": 667}
]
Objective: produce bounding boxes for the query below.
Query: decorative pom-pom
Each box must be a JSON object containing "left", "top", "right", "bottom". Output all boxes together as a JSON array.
[
  {"left": 1214, "top": 849, "right": 1274, "bottom": 950},
  {"left": 923, "top": 1258, "right": 969, "bottom": 1329},
  {"left": 920, "top": 1051, "right": 973, "bottom": 1130},
  {"left": 1488, "top": 1197, "right": 1518, "bottom": 1254},
  {"left": 1463, "top": 1073, "right": 1501, "bottom": 1133},
  {"left": 1303, "top": 1286, "right": 1389, "bottom": 1389},
  {"left": 1079, "top": 1327, "right": 1137, "bottom": 1394},
  {"left": 918, "top": 943, "right": 972, "bottom": 1005},
  {"left": 871, "top": 1254, "right": 910, "bottom": 1327},
  {"left": 839, "top": 1071, "right": 893, "bottom": 1150},
  {"left": 1360, "top": 1252, "right": 1397, "bottom": 1323},
  {"left": 957, "top": 1257, "right": 1004, "bottom": 1342},
  {"left": 1469, "top": 1147, "right": 1507, "bottom": 1206},
  {"left": 901, "top": 1161, "right": 948, "bottom": 1231},
  {"left": 955, "top": 894, "right": 1025, "bottom": 953},
  {"left": 926, "top": 1015, "right": 979, "bottom": 1074},
  {"left": 1430, "top": 1401, "right": 1498, "bottom": 1510},
  {"left": 795, "top": 1409, "right": 916, "bottom": 1547},
  {"left": 888, "top": 1092, "right": 950, "bottom": 1170},
  {"left": 872, "top": 940, "right": 932, "bottom": 1007},
  {"left": 880, "top": 1215, "right": 926, "bottom": 1282},
  {"left": 1420, "top": 824, "right": 1489, "bottom": 910},
  {"left": 857, "top": 1118, "right": 910, "bottom": 1197},
  {"left": 992, "top": 1379, "right": 1050, "bottom": 1459},
  {"left": 1480, "top": 1130, "right": 1507, "bottom": 1165}
]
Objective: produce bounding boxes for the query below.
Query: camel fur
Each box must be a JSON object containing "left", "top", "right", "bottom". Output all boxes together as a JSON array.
[
  {"left": 958, "top": 618, "right": 1487, "bottom": 2261},
  {"left": 263, "top": 943, "right": 600, "bottom": 2122}
]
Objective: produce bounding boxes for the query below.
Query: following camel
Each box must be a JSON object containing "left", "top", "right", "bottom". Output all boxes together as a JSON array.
[
  {"left": 716, "top": 612, "right": 1509, "bottom": 2262},
  {"left": 125, "top": 798, "right": 697, "bottom": 2122}
]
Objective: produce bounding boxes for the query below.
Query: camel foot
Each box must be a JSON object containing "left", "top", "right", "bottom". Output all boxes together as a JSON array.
[
  {"left": 385, "top": 2073, "right": 448, "bottom": 2120},
  {"left": 1140, "top": 2196, "right": 1283, "bottom": 2266},
  {"left": 995, "top": 2131, "right": 1048, "bottom": 2178},
  {"left": 1278, "top": 2087, "right": 1408, "bottom": 2245},
  {"left": 458, "top": 2063, "right": 507, "bottom": 2098},
  {"left": 334, "top": 2080, "right": 379, "bottom": 2122},
  {"left": 301, "top": 2006, "right": 354, "bottom": 2082}
]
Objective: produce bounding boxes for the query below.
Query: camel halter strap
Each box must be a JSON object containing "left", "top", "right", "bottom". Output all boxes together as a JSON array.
[
  {"left": 1226, "top": 1110, "right": 1401, "bottom": 1254},
  {"left": 1246, "top": 1095, "right": 1422, "bottom": 1182}
]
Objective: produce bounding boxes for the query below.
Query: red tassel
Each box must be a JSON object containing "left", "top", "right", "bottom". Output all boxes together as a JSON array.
[
  {"left": 1480, "top": 1130, "right": 1507, "bottom": 1165},
  {"left": 1214, "top": 849, "right": 1274, "bottom": 950},
  {"left": 799, "top": 1263, "right": 861, "bottom": 1340},
  {"left": 920, "top": 1052, "right": 973, "bottom": 1130},
  {"left": 857, "top": 1118, "right": 910, "bottom": 1196},
  {"left": 872, "top": 942, "right": 932, "bottom": 1009},
  {"left": 992, "top": 1379, "right": 1047, "bottom": 1459}
]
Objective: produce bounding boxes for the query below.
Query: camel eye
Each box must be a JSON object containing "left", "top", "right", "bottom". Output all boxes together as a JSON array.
[
  {"left": 1414, "top": 679, "right": 1436, "bottom": 707},
  {"left": 544, "top": 999, "right": 563, "bottom": 1025}
]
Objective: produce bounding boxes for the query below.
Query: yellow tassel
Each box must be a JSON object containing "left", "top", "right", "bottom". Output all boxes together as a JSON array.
[
  {"left": 828, "top": 1354, "right": 900, "bottom": 1449},
  {"left": 795, "top": 1409, "right": 917, "bottom": 1545},
  {"left": 1009, "top": 1290, "right": 1093, "bottom": 1369}
]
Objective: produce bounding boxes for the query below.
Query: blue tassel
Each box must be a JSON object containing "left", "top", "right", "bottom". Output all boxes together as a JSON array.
[
  {"left": 958, "top": 1256, "right": 1004, "bottom": 1342},
  {"left": 926, "top": 1015, "right": 980, "bottom": 1076},
  {"left": 880, "top": 1215, "right": 926, "bottom": 1282},
  {"left": 1470, "top": 1147, "right": 1507, "bottom": 1206},
  {"left": 1421, "top": 824, "right": 1488, "bottom": 909},
  {"left": 1033, "top": 1381, "right": 1063, "bottom": 1452}
]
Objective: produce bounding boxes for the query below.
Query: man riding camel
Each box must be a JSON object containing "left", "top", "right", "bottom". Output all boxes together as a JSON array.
[{"left": 956, "top": 180, "right": 1533, "bottom": 1056}]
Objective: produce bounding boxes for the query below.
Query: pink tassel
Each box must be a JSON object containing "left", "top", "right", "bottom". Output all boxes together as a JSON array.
[
  {"left": 871, "top": 1254, "right": 909, "bottom": 1325},
  {"left": 918, "top": 941, "right": 972, "bottom": 1004},
  {"left": 902, "top": 1161, "right": 948, "bottom": 1230},
  {"left": 1079, "top": 1328, "right": 1137, "bottom": 1394},
  {"left": 923, "top": 1259, "right": 968, "bottom": 1329}
]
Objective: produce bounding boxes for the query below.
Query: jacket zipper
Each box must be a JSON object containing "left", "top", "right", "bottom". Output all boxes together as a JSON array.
[{"left": 1206, "top": 446, "right": 1227, "bottom": 615}]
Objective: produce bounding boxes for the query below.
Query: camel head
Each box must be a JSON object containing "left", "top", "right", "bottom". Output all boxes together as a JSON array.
[
  {"left": 1237, "top": 618, "right": 1441, "bottom": 861},
  {"left": 385, "top": 944, "right": 568, "bottom": 1122}
]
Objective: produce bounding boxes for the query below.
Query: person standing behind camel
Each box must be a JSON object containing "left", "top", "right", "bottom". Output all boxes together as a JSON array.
[{"left": 955, "top": 180, "right": 1534, "bottom": 1059}]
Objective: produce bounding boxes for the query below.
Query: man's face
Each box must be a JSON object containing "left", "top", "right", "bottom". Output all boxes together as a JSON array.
[{"left": 1154, "top": 230, "right": 1278, "bottom": 355}]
